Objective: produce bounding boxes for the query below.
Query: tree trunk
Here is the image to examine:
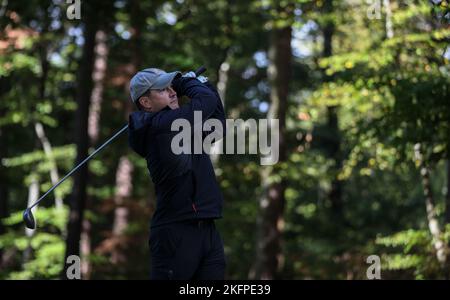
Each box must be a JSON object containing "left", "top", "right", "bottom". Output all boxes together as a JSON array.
[
  {"left": 322, "top": 0, "right": 334, "bottom": 58},
  {"left": 0, "top": 126, "right": 8, "bottom": 268},
  {"left": 327, "top": 106, "right": 343, "bottom": 216},
  {"left": 23, "top": 170, "right": 39, "bottom": 263},
  {"left": 0, "top": 73, "right": 9, "bottom": 262},
  {"left": 88, "top": 30, "right": 108, "bottom": 143},
  {"left": 383, "top": 0, "right": 394, "bottom": 39},
  {"left": 63, "top": 8, "right": 99, "bottom": 278},
  {"left": 109, "top": 0, "right": 143, "bottom": 266},
  {"left": 250, "top": 24, "right": 291, "bottom": 280},
  {"left": 211, "top": 4, "right": 233, "bottom": 165},
  {"left": 23, "top": 134, "right": 42, "bottom": 263},
  {"left": 33, "top": 11, "right": 63, "bottom": 212},
  {"left": 446, "top": 159, "right": 450, "bottom": 278},
  {"left": 414, "top": 144, "right": 446, "bottom": 266},
  {"left": 445, "top": 159, "right": 450, "bottom": 225},
  {"left": 111, "top": 156, "right": 133, "bottom": 264},
  {"left": 211, "top": 57, "right": 230, "bottom": 165},
  {"left": 79, "top": 29, "right": 109, "bottom": 280},
  {"left": 322, "top": 0, "right": 343, "bottom": 217},
  {"left": 34, "top": 122, "right": 63, "bottom": 209}
]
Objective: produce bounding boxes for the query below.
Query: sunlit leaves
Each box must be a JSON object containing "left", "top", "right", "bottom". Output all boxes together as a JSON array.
[
  {"left": 2, "top": 145, "right": 75, "bottom": 167},
  {"left": 0, "top": 52, "right": 40, "bottom": 76},
  {"left": 375, "top": 228, "right": 446, "bottom": 279}
]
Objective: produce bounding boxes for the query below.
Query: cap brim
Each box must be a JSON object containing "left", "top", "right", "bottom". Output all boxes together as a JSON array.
[{"left": 152, "top": 71, "right": 181, "bottom": 89}]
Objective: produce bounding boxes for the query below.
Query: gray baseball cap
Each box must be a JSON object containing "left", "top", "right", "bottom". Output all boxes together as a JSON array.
[{"left": 129, "top": 68, "right": 181, "bottom": 104}]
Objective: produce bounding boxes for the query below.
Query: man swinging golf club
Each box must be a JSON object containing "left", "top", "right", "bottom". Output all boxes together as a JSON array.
[{"left": 128, "top": 67, "right": 227, "bottom": 280}]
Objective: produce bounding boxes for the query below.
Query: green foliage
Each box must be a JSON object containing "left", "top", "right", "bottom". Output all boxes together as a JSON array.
[
  {"left": 375, "top": 228, "right": 447, "bottom": 279},
  {"left": 0, "top": 207, "right": 68, "bottom": 279}
]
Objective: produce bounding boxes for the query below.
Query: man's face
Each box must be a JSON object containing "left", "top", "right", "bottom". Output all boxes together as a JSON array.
[{"left": 139, "top": 86, "right": 179, "bottom": 112}]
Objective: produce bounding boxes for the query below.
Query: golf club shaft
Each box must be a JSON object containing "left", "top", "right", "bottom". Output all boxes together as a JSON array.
[{"left": 28, "top": 124, "right": 129, "bottom": 210}]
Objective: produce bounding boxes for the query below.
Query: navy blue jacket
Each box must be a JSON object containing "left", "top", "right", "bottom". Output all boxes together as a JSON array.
[{"left": 128, "top": 78, "right": 226, "bottom": 228}]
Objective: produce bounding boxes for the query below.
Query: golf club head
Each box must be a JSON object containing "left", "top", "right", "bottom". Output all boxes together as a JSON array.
[{"left": 23, "top": 208, "right": 36, "bottom": 229}]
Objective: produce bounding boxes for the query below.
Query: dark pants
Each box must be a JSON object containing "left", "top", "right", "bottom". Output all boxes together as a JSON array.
[{"left": 149, "top": 219, "right": 226, "bottom": 280}]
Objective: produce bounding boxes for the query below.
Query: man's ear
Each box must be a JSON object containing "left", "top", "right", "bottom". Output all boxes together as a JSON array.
[{"left": 139, "top": 97, "right": 152, "bottom": 110}]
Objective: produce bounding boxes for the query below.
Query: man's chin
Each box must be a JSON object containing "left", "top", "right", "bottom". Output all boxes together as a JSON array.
[{"left": 169, "top": 102, "right": 179, "bottom": 109}]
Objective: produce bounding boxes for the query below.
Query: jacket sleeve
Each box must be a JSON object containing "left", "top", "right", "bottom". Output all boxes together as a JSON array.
[
  {"left": 151, "top": 79, "right": 226, "bottom": 138},
  {"left": 201, "top": 81, "right": 226, "bottom": 142}
]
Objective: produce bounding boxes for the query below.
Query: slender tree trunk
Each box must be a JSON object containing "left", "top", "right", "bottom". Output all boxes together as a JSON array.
[
  {"left": 34, "top": 122, "right": 63, "bottom": 209},
  {"left": 0, "top": 126, "right": 8, "bottom": 268},
  {"left": 445, "top": 159, "right": 450, "bottom": 225},
  {"left": 250, "top": 24, "right": 291, "bottom": 280},
  {"left": 23, "top": 170, "right": 39, "bottom": 263},
  {"left": 63, "top": 8, "right": 99, "bottom": 278},
  {"left": 211, "top": 5, "right": 233, "bottom": 165},
  {"left": 322, "top": 0, "right": 334, "bottom": 58},
  {"left": 109, "top": 0, "right": 143, "bottom": 265},
  {"left": 322, "top": 0, "right": 343, "bottom": 217},
  {"left": 24, "top": 33, "right": 54, "bottom": 261},
  {"left": 79, "top": 29, "right": 109, "bottom": 279},
  {"left": 217, "top": 60, "right": 229, "bottom": 107},
  {"left": 444, "top": 157, "right": 450, "bottom": 276},
  {"left": 327, "top": 106, "right": 343, "bottom": 215},
  {"left": 211, "top": 57, "right": 230, "bottom": 165},
  {"left": 383, "top": 0, "right": 394, "bottom": 39},
  {"left": 33, "top": 10, "right": 63, "bottom": 210},
  {"left": 88, "top": 30, "right": 108, "bottom": 143},
  {"left": 414, "top": 144, "right": 447, "bottom": 266},
  {"left": 111, "top": 156, "right": 133, "bottom": 264}
]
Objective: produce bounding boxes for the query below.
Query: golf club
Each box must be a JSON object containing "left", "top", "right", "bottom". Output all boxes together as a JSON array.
[{"left": 23, "top": 66, "right": 206, "bottom": 229}]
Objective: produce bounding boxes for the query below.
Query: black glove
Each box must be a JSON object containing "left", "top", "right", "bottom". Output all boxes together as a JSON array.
[{"left": 171, "top": 76, "right": 195, "bottom": 98}]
